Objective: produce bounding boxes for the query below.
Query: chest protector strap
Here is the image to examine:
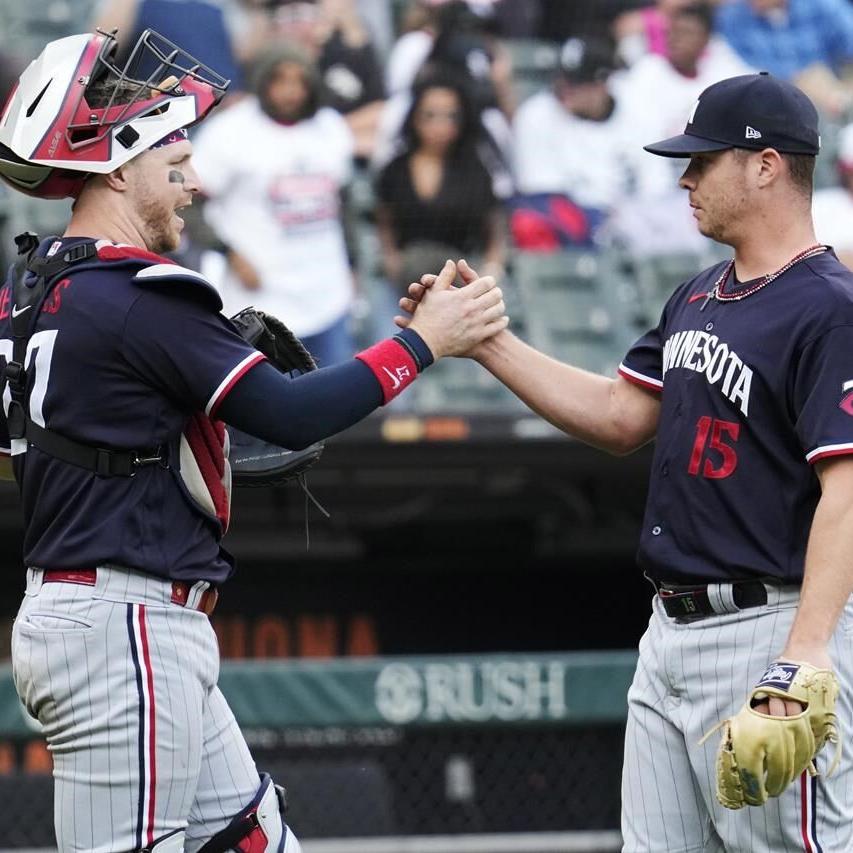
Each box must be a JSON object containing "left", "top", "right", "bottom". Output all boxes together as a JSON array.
[{"left": 3, "top": 232, "right": 166, "bottom": 476}]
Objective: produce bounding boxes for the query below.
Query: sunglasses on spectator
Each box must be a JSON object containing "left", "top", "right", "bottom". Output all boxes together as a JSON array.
[{"left": 416, "top": 110, "right": 462, "bottom": 123}]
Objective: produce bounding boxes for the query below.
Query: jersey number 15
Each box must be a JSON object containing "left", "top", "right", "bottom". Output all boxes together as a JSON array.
[{"left": 688, "top": 415, "right": 740, "bottom": 479}]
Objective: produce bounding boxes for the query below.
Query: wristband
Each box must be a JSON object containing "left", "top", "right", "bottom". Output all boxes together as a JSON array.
[
  {"left": 355, "top": 338, "right": 419, "bottom": 403},
  {"left": 394, "top": 327, "right": 434, "bottom": 371}
]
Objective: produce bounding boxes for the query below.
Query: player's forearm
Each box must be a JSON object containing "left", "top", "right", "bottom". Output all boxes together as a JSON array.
[
  {"left": 218, "top": 358, "right": 381, "bottom": 448},
  {"left": 218, "top": 329, "right": 432, "bottom": 448},
  {"left": 783, "top": 465, "right": 853, "bottom": 662},
  {"left": 474, "top": 331, "right": 656, "bottom": 455}
]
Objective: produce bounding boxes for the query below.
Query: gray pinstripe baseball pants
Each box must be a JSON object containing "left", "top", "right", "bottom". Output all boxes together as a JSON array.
[
  {"left": 11, "top": 567, "right": 263, "bottom": 853},
  {"left": 622, "top": 588, "right": 853, "bottom": 852}
]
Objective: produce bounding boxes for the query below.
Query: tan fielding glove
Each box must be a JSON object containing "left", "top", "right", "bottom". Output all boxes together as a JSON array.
[{"left": 704, "top": 661, "right": 841, "bottom": 810}]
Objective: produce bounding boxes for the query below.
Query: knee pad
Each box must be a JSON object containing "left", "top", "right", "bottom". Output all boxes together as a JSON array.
[
  {"left": 198, "top": 773, "right": 302, "bottom": 853},
  {"left": 141, "top": 829, "right": 185, "bottom": 852}
]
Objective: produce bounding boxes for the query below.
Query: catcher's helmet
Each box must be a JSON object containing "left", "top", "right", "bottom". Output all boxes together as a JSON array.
[{"left": 0, "top": 29, "right": 229, "bottom": 198}]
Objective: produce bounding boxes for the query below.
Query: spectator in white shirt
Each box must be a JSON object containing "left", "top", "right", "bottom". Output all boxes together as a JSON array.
[
  {"left": 603, "top": 3, "right": 754, "bottom": 255},
  {"left": 192, "top": 43, "right": 357, "bottom": 365},
  {"left": 621, "top": 2, "right": 754, "bottom": 145},
  {"left": 513, "top": 37, "right": 670, "bottom": 215},
  {"left": 813, "top": 124, "right": 853, "bottom": 271}
]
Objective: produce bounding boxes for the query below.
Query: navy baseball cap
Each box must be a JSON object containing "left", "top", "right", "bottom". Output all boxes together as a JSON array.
[
  {"left": 558, "top": 37, "right": 617, "bottom": 84},
  {"left": 644, "top": 72, "right": 820, "bottom": 158}
]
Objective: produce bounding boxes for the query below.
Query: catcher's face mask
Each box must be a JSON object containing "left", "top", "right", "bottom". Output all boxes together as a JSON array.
[{"left": 0, "top": 28, "right": 229, "bottom": 198}]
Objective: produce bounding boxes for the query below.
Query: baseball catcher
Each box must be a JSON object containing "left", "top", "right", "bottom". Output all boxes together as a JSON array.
[{"left": 0, "top": 26, "right": 507, "bottom": 853}]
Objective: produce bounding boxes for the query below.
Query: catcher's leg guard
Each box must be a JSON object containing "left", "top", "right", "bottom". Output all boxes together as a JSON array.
[
  {"left": 141, "top": 829, "right": 185, "bottom": 852},
  {"left": 197, "top": 773, "right": 302, "bottom": 853}
]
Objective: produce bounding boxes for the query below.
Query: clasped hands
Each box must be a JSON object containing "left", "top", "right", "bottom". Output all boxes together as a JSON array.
[{"left": 397, "top": 259, "right": 508, "bottom": 360}]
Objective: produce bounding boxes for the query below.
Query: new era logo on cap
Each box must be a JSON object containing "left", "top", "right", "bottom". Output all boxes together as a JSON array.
[{"left": 745, "top": 126, "right": 762, "bottom": 139}]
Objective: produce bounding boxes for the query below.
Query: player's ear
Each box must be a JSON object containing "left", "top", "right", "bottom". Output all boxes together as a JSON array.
[
  {"left": 103, "top": 160, "right": 133, "bottom": 192},
  {"left": 755, "top": 147, "right": 784, "bottom": 189}
]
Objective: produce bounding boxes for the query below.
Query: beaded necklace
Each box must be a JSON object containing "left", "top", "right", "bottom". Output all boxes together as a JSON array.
[{"left": 699, "top": 244, "right": 828, "bottom": 311}]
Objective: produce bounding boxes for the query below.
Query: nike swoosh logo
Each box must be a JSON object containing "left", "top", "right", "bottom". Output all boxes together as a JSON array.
[
  {"left": 381, "top": 366, "right": 401, "bottom": 389},
  {"left": 11, "top": 304, "right": 31, "bottom": 318}
]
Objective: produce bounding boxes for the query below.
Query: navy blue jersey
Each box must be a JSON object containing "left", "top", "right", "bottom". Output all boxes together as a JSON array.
[
  {"left": 620, "top": 250, "right": 853, "bottom": 584},
  {"left": 0, "top": 238, "right": 267, "bottom": 583}
]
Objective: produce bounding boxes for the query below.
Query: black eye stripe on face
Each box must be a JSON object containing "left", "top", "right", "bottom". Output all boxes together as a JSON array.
[{"left": 168, "top": 170, "right": 186, "bottom": 184}]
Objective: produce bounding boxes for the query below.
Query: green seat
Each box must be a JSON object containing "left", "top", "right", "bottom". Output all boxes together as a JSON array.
[
  {"left": 629, "top": 251, "right": 705, "bottom": 325},
  {"left": 547, "top": 337, "right": 625, "bottom": 378},
  {"left": 507, "top": 39, "right": 560, "bottom": 106},
  {"left": 412, "top": 357, "right": 523, "bottom": 414},
  {"left": 511, "top": 249, "right": 642, "bottom": 372},
  {"left": 814, "top": 117, "right": 842, "bottom": 191},
  {"left": 507, "top": 39, "right": 559, "bottom": 79}
]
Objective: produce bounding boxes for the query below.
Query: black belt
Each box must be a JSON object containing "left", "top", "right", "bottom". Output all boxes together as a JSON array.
[{"left": 654, "top": 579, "right": 768, "bottom": 621}]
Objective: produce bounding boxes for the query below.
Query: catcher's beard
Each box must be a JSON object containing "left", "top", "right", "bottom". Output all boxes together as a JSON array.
[{"left": 135, "top": 176, "right": 180, "bottom": 255}]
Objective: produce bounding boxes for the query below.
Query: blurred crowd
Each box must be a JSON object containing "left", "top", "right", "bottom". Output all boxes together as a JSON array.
[{"left": 4, "top": 0, "right": 853, "bottom": 362}]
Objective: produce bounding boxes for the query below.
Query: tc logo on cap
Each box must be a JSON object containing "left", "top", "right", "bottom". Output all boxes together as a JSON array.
[
  {"left": 687, "top": 99, "right": 700, "bottom": 125},
  {"left": 644, "top": 73, "right": 821, "bottom": 158}
]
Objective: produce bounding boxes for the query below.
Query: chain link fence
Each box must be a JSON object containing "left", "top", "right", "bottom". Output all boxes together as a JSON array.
[{"left": 0, "top": 723, "right": 624, "bottom": 848}]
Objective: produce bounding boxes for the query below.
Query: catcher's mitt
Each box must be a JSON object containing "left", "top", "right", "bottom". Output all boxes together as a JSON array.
[
  {"left": 227, "top": 307, "right": 323, "bottom": 486},
  {"left": 705, "top": 660, "right": 841, "bottom": 810}
]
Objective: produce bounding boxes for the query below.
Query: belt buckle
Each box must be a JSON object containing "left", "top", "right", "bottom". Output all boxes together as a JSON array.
[
  {"left": 658, "top": 586, "right": 699, "bottom": 611},
  {"left": 658, "top": 585, "right": 706, "bottom": 621}
]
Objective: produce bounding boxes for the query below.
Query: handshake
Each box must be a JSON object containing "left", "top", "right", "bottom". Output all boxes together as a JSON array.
[{"left": 395, "top": 258, "right": 509, "bottom": 360}]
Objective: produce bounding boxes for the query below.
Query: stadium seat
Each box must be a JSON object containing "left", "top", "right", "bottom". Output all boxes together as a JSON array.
[
  {"left": 814, "top": 117, "right": 842, "bottom": 191},
  {"left": 628, "top": 250, "right": 705, "bottom": 325},
  {"left": 347, "top": 164, "right": 377, "bottom": 218},
  {"left": 0, "top": 0, "right": 102, "bottom": 61},
  {"left": 511, "top": 249, "right": 642, "bottom": 374},
  {"left": 507, "top": 39, "right": 560, "bottom": 105},
  {"left": 412, "top": 356, "right": 524, "bottom": 413}
]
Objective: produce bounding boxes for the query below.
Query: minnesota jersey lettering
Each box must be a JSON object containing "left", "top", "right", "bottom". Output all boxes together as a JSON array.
[{"left": 662, "top": 329, "right": 753, "bottom": 415}]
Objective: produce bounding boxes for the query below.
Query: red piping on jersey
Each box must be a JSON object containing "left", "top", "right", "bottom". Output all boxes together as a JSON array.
[
  {"left": 96, "top": 245, "right": 175, "bottom": 265},
  {"left": 618, "top": 366, "right": 663, "bottom": 393},
  {"left": 807, "top": 446, "right": 853, "bottom": 465},
  {"left": 208, "top": 352, "right": 267, "bottom": 419},
  {"left": 688, "top": 291, "right": 709, "bottom": 304}
]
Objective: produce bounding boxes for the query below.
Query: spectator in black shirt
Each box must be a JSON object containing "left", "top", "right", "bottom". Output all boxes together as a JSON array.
[{"left": 375, "top": 70, "right": 506, "bottom": 291}]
